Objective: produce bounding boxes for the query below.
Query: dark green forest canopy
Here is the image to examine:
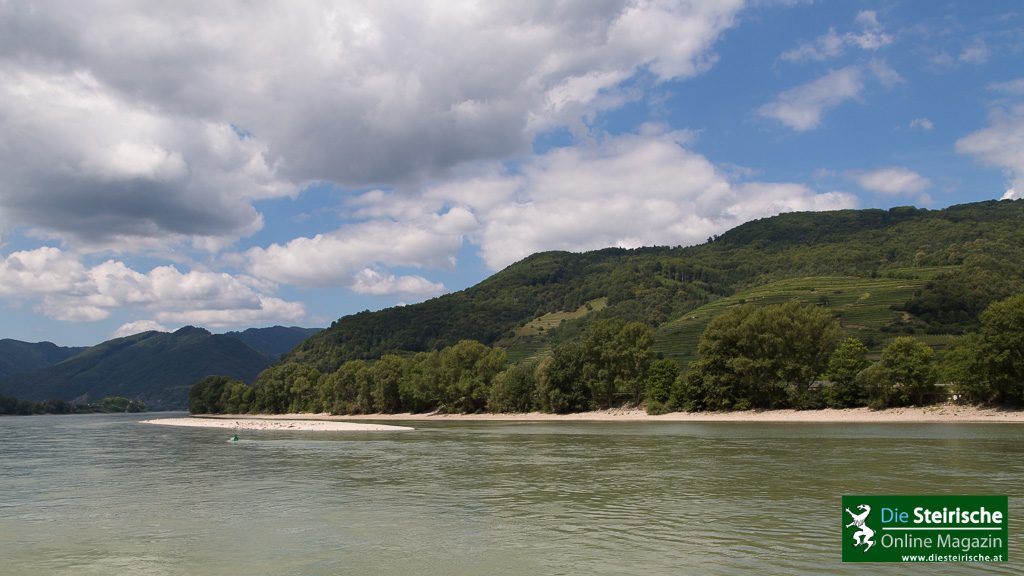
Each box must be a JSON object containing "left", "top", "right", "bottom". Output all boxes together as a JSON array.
[{"left": 286, "top": 200, "right": 1024, "bottom": 372}]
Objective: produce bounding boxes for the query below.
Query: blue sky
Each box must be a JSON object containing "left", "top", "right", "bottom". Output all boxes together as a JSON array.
[{"left": 0, "top": 1, "right": 1022, "bottom": 346}]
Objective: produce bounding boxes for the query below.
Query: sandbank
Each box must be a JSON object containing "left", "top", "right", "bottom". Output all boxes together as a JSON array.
[
  {"left": 194, "top": 405, "right": 1024, "bottom": 424},
  {"left": 140, "top": 417, "right": 413, "bottom": 431}
]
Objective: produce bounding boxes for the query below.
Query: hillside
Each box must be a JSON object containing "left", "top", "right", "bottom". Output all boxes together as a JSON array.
[
  {"left": 0, "top": 327, "right": 271, "bottom": 409},
  {"left": 650, "top": 274, "right": 959, "bottom": 365},
  {"left": 286, "top": 200, "right": 1024, "bottom": 371},
  {"left": 223, "top": 326, "right": 322, "bottom": 358},
  {"left": 0, "top": 339, "right": 86, "bottom": 378}
]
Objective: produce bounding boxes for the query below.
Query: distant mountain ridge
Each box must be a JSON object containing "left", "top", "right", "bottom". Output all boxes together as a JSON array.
[
  {"left": 0, "top": 325, "right": 321, "bottom": 410},
  {"left": 223, "top": 326, "right": 321, "bottom": 358},
  {"left": 0, "top": 339, "right": 86, "bottom": 378}
]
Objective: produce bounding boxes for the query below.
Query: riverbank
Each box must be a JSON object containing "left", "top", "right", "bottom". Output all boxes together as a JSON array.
[
  {"left": 140, "top": 417, "right": 414, "bottom": 431},
  {"left": 187, "top": 405, "right": 1024, "bottom": 424}
]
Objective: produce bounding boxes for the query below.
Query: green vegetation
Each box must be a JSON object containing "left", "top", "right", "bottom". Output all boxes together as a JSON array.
[
  {"left": 943, "top": 294, "right": 1024, "bottom": 404},
  {"left": 288, "top": 201, "right": 1024, "bottom": 372},
  {"left": 0, "top": 339, "right": 85, "bottom": 379},
  {"left": 190, "top": 200, "right": 1024, "bottom": 415},
  {"left": 0, "top": 327, "right": 272, "bottom": 410},
  {"left": 0, "top": 395, "right": 146, "bottom": 415},
  {"left": 683, "top": 301, "right": 840, "bottom": 410},
  {"left": 194, "top": 320, "right": 654, "bottom": 415},
  {"left": 189, "top": 375, "right": 255, "bottom": 414},
  {"left": 825, "top": 338, "right": 871, "bottom": 408},
  {"left": 862, "top": 337, "right": 940, "bottom": 408},
  {"left": 193, "top": 293, "right": 1024, "bottom": 415},
  {"left": 222, "top": 326, "right": 322, "bottom": 359},
  {"left": 652, "top": 275, "right": 930, "bottom": 365}
]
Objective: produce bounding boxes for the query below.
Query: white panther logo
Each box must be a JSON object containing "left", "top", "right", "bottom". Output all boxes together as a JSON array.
[{"left": 845, "top": 504, "right": 876, "bottom": 553}]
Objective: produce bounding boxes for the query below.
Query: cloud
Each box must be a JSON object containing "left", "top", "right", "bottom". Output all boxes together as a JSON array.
[
  {"left": 867, "top": 59, "right": 903, "bottom": 88},
  {"left": 245, "top": 210, "right": 476, "bottom": 289},
  {"left": 959, "top": 42, "right": 990, "bottom": 65},
  {"left": 247, "top": 131, "right": 855, "bottom": 274},
  {"left": 0, "top": 0, "right": 746, "bottom": 251},
  {"left": 0, "top": 247, "right": 305, "bottom": 326},
  {"left": 422, "top": 131, "right": 856, "bottom": 269},
  {"left": 849, "top": 11, "right": 892, "bottom": 50},
  {"left": 758, "top": 67, "right": 864, "bottom": 131},
  {"left": 780, "top": 10, "right": 891, "bottom": 63},
  {"left": 113, "top": 320, "right": 170, "bottom": 338},
  {"left": 909, "top": 118, "right": 935, "bottom": 131},
  {"left": 351, "top": 269, "right": 446, "bottom": 298},
  {"left": 989, "top": 78, "right": 1024, "bottom": 95},
  {"left": 154, "top": 296, "right": 305, "bottom": 328},
  {"left": 850, "top": 167, "right": 931, "bottom": 195},
  {"left": 0, "top": 66, "right": 288, "bottom": 250},
  {"left": 957, "top": 105, "right": 1024, "bottom": 197},
  {"left": 781, "top": 28, "right": 845, "bottom": 63},
  {"left": 759, "top": 60, "right": 902, "bottom": 131}
]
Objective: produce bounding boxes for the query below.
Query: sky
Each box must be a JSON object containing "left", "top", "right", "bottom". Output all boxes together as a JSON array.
[{"left": 0, "top": 1, "right": 1022, "bottom": 346}]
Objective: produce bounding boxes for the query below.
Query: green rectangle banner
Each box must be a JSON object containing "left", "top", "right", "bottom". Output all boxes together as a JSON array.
[{"left": 842, "top": 495, "right": 1008, "bottom": 563}]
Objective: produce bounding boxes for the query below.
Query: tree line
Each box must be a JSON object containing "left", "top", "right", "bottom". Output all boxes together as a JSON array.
[
  {"left": 0, "top": 395, "right": 147, "bottom": 415},
  {"left": 191, "top": 294, "right": 1024, "bottom": 415}
]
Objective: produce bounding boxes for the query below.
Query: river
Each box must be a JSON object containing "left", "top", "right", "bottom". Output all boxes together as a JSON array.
[{"left": 1, "top": 413, "right": 1021, "bottom": 575}]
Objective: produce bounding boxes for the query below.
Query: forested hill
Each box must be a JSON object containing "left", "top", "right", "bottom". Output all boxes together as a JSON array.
[
  {"left": 0, "top": 339, "right": 86, "bottom": 378},
  {"left": 223, "top": 326, "right": 322, "bottom": 358},
  {"left": 0, "top": 327, "right": 272, "bottom": 409},
  {"left": 285, "top": 200, "right": 1024, "bottom": 372}
]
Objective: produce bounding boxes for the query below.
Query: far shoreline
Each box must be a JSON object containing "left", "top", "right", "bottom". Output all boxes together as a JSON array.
[{"left": 186, "top": 405, "right": 1024, "bottom": 424}]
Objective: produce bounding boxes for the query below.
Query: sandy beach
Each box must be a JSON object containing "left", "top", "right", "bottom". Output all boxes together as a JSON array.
[
  {"left": 188, "top": 405, "right": 1024, "bottom": 425},
  {"left": 141, "top": 417, "right": 414, "bottom": 432}
]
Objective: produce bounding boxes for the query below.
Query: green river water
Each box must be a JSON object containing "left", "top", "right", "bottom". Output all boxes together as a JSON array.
[{"left": 1, "top": 413, "right": 1021, "bottom": 575}]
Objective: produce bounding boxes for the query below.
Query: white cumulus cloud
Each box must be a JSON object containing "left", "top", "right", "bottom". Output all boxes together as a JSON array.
[
  {"left": 245, "top": 211, "right": 476, "bottom": 291},
  {"left": 351, "top": 269, "right": 446, "bottom": 298},
  {"left": 850, "top": 167, "right": 932, "bottom": 195},
  {"left": 957, "top": 105, "right": 1024, "bottom": 199},
  {"left": 758, "top": 67, "right": 864, "bottom": 131},
  {"left": 0, "top": 0, "right": 747, "bottom": 252},
  {"left": 0, "top": 247, "right": 305, "bottom": 326},
  {"left": 0, "top": 66, "right": 289, "bottom": 250},
  {"left": 112, "top": 320, "right": 170, "bottom": 339},
  {"left": 248, "top": 131, "right": 856, "bottom": 274},
  {"left": 780, "top": 10, "right": 892, "bottom": 63},
  {"left": 412, "top": 131, "right": 856, "bottom": 269}
]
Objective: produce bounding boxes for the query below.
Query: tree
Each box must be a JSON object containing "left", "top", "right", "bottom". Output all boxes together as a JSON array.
[
  {"left": 978, "top": 294, "right": 1024, "bottom": 404},
  {"left": 437, "top": 340, "right": 506, "bottom": 413},
  {"left": 825, "top": 338, "right": 870, "bottom": 407},
  {"left": 371, "top": 355, "right": 406, "bottom": 413},
  {"left": 400, "top": 352, "right": 441, "bottom": 413},
  {"left": 190, "top": 375, "right": 235, "bottom": 414},
  {"left": 320, "top": 360, "right": 368, "bottom": 414},
  {"left": 645, "top": 359, "right": 679, "bottom": 414},
  {"left": 942, "top": 334, "right": 992, "bottom": 403},
  {"left": 253, "top": 363, "right": 322, "bottom": 413},
  {"left": 866, "top": 337, "right": 939, "bottom": 407},
  {"left": 581, "top": 319, "right": 655, "bottom": 408},
  {"left": 0, "top": 394, "right": 17, "bottom": 415},
  {"left": 487, "top": 362, "right": 538, "bottom": 413},
  {"left": 536, "top": 342, "right": 590, "bottom": 413},
  {"left": 689, "top": 301, "right": 840, "bottom": 409}
]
